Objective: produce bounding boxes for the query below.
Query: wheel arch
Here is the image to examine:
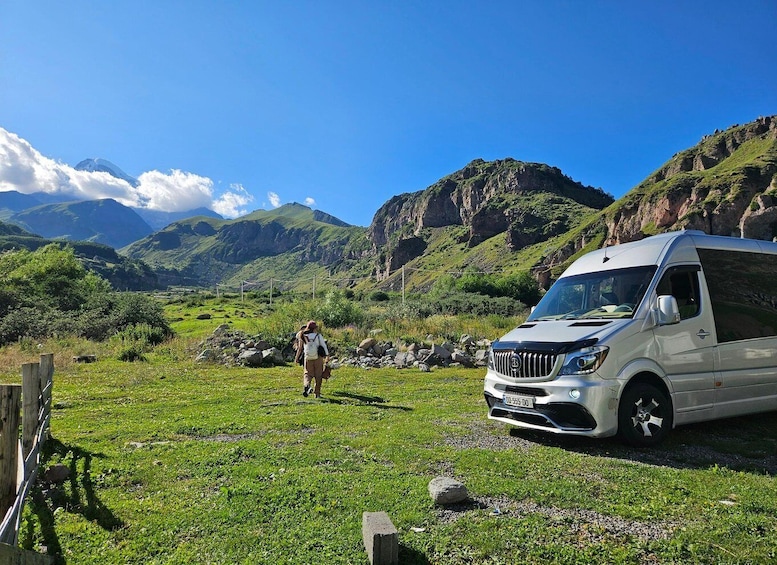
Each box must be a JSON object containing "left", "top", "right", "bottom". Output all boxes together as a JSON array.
[{"left": 624, "top": 371, "right": 671, "bottom": 399}]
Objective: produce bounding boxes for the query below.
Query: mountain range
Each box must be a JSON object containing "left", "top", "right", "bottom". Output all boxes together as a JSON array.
[
  {"left": 0, "top": 158, "right": 223, "bottom": 248},
  {"left": 1, "top": 115, "right": 775, "bottom": 293}
]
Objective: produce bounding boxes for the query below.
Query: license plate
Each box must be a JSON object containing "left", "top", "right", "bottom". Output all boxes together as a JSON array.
[{"left": 503, "top": 393, "right": 534, "bottom": 409}]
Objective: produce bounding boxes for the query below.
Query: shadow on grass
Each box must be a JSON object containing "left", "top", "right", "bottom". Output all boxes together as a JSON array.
[
  {"left": 326, "top": 391, "right": 413, "bottom": 411},
  {"left": 399, "top": 544, "right": 432, "bottom": 564},
  {"left": 508, "top": 410, "right": 777, "bottom": 475},
  {"left": 20, "top": 437, "right": 124, "bottom": 565}
]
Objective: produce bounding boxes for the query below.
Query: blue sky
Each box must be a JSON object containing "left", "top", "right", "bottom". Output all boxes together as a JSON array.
[{"left": 1, "top": 1, "right": 775, "bottom": 226}]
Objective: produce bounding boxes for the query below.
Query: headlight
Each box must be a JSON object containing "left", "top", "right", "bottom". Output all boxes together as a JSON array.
[
  {"left": 559, "top": 346, "right": 609, "bottom": 375},
  {"left": 487, "top": 348, "right": 495, "bottom": 369}
]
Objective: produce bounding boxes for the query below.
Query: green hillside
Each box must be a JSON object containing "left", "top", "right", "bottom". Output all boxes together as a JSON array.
[
  {"left": 123, "top": 203, "right": 371, "bottom": 289},
  {"left": 9, "top": 198, "right": 153, "bottom": 248},
  {"left": 0, "top": 220, "right": 160, "bottom": 290}
]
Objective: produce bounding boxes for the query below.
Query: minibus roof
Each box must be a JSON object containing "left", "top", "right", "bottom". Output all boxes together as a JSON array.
[{"left": 562, "top": 230, "right": 777, "bottom": 278}]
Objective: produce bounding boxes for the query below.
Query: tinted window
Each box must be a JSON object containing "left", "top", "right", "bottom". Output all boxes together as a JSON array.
[
  {"left": 656, "top": 267, "right": 701, "bottom": 320},
  {"left": 697, "top": 248, "right": 777, "bottom": 342}
]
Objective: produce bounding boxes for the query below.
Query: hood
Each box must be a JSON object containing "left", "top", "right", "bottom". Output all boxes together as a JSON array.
[{"left": 494, "top": 318, "right": 632, "bottom": 353}]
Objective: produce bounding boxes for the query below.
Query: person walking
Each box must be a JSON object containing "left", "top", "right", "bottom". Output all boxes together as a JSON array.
[
  {"left": 299, "top": 320, "right": 328, "bottom": 398},
  {"left": 293, "top": 324, "right": 306, "bottom": 366}
]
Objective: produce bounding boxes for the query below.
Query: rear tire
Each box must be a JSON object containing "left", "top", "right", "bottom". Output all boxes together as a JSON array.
[{"left": 618, "top": 383, "right": 672, "bottom": 447}]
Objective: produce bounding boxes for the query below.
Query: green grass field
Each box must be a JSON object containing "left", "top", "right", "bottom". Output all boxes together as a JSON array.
[{"left": 3, "top": 300, "right": 777, "bottom": 564}]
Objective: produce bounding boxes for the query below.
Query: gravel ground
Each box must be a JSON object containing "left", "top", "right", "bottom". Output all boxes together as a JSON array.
[
  {"left": 444, "top": 418, "right": 777, "bottom": 474},
  {"left": 435, "top": 496, "right": 674, "bottom": 543},
  {"left": 435, "top": 415, "right": 777, "bottom": 548}
]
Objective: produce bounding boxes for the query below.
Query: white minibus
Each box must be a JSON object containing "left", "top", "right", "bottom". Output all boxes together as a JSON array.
[{"left": 484, "top": 230, "right": 777, "bottom": 446}]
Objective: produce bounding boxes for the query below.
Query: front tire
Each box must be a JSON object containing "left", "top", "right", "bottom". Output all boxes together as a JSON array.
[{"left": 618, "top": 383, "right": 672, "bottom": 447}]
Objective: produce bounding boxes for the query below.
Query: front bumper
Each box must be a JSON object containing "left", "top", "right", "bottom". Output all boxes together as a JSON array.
[{"left": 483, "top": 369, "right": 620, "bottom": 438}]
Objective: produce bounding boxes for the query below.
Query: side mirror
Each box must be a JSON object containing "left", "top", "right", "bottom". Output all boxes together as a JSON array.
[
  {"left": 530, "top": 305, "right": 536, "bottom": 314},
  {"left": 657, "top": 295, "right": 680, "bottom": 325}
]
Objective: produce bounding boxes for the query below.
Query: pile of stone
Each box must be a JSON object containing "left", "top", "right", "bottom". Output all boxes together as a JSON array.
[
  {"left": 340, "top": 335, "right": 491, "bottom": 371},
  {"left": 194, "top": 324, "right": 491, "bottom": 371},
  {"left": 194, "top": 324, "right": 288, "bottom": 367}
]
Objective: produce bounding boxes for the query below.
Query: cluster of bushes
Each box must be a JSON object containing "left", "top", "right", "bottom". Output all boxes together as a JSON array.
[
  {"left": 406, "top": 294, "right": 525, "bottom": 317},
  {"left": 433, "top": 271, "right": 542, "bottom": 305},
  {"left": 300, "top": 282, "right": 531, "bottom": 333},
  {"left": 0, "top": 244, "right": 172, "bottom": 350}
]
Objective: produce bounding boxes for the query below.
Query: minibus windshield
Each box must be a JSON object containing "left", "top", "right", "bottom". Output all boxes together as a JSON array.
[{"left": 528, "top": 266, "right": 657, "bottom": 321}]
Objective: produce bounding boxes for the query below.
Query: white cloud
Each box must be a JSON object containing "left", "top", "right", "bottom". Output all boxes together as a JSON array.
[
  {"left": 213, "top": 184, "right": 253, "bottom": 218},
  {"left": 136, "top": 169, "right": 214, "bottom": 211},
  {"left": 0, "top": 127, "right": 254, "bottom": 218},
  {"left": 0, "top": 127, "right": 133, "bottom": 201},
  {"left": 267, "top": 191, "right": 281, "bottom": 208},
  {"left": 304, "top": 197, "right": 316, "bottom": 207}
]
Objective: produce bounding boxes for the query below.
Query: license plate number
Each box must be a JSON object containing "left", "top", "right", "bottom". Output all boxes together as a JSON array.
[{"left": 503, "top": 393, "right": 534, "bottom": 408}]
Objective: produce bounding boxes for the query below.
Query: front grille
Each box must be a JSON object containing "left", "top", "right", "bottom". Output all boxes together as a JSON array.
[{"left": 493, "top": 350, "right": 557, "bottom": 379}]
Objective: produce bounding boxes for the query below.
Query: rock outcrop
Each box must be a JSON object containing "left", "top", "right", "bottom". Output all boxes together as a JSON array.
[
  {"left": 367, "top": 159, "right": 614, "bottom": 279},
  {"left": 534, "top": 116, "right": 777, "bottom": 278}
]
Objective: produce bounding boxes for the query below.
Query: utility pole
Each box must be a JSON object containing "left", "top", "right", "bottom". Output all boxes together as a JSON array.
[
  {"left": 269, "top": 278, "right": 273, "bottom": 307},
  {"left": 402, "top": 265, "right": 405, "bottom": 307}
]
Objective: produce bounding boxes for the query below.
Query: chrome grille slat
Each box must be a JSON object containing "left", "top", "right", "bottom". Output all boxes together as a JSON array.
[{"left": 494, "top": 350, "right": 557, "bottom": 379}]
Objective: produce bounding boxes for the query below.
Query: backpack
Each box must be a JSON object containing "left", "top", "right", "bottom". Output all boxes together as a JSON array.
[{"left": 304, "top": 334, "right": 320, "bottom": 359}]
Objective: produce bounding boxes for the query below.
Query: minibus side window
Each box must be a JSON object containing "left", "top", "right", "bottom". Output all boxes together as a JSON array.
[
  {"left": 656, "top": 267, "right": 701, "bottom": 320},
  {"left": 697, "top": 248, "right": 777, "bottom": 342}
]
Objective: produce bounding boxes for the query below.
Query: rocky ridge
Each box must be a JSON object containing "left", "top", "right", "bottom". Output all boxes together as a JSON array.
[
  {"left": 534, "top": 115, "right": 777, "bottom": 280},
  {"left": 368, "top": 159, "right": 614, "bottom": 279},
  {"left": 607, "top": 115, "right": 777, "bottom": 244}
]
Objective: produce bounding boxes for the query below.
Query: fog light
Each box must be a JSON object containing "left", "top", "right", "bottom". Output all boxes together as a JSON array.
[{"left": 569, "top": 389, "right": 581, "bottom": 400}]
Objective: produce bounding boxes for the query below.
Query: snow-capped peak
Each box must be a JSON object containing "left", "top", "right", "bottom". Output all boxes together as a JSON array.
[{"left": 74, "top": 158, "right": 139, "bottom": 187}]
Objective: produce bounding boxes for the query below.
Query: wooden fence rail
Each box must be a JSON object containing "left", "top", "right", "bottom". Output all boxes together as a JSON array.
[{"left": 0, "top": 354, "right": 54, "bottom": 552}]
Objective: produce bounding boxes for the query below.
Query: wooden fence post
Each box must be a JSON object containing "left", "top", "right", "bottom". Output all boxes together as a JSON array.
[
  {"left": 22, "top": 363, "right": 41, "bottom": 460},
  {"left": 39, "top": 354, "right": 54, "bottom": 441},
  {"left": 0, "top": 385, "right": 21, "bottom": 521}
]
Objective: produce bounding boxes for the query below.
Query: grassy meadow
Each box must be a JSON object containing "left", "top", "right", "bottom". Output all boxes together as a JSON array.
[{"left": 1, "top": 294, "right": 776, "bottom": 564}]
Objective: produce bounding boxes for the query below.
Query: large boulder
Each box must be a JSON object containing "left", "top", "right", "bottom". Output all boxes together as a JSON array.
[
  {"left": 451, "top": 350, "right": 475, "bottom": 368},
  {"left": 262, "top": 347, "right": 284, "bottom": 365},
  {"left": 237, "top": 349, "right": 265, "bottom": 367},
  {"left": 431, "top": 344, "right": 452, "bottom": 360}
]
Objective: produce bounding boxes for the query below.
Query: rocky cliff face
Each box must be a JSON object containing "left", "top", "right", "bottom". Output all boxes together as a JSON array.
[
  {"left": 368, "top": 159, "right": 614, "bottom": 277},
  {"left": 606, "top": 116, "right": 777, "bottom": 243},
  {"left": 534, "top": 116, "right": 777, "bottom": 280}
]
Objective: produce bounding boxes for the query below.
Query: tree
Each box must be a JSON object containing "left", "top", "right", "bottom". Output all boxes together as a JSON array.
[{"left": 0, "top": 245, "right": 172, "bottom": 345}]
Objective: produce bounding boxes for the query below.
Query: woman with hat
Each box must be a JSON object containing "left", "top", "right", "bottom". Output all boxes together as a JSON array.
[{"left": 299, "top": 320, "right": 328, "bottom": 398}]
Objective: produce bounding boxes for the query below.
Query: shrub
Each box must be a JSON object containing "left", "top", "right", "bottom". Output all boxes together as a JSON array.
[
  {"left": 113, "top": 323, "right": 166, "bottom": 362},
  {"left": 116, "top": 323, "right": 168, "bottom": 347},
  {"left": 423, "top": 293, "right": 525, "bottom": 317},
  {"left": 314, "top": 290, "right": 364, "bottom": 328},
  {"left": 117, "top": 342, "right": 147, "bottom": 362},
  {"left": 111, "top": 293, "right": 172, "bottom": 335},
  {"left": 0, "top": 307, "right": 48, "bottom": 343},
  {"left": 0, "top": 247, "right": 174, "bottom": 346},
  {"left": 431, "top": 270, "right": 542, "bottom": 305}
]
